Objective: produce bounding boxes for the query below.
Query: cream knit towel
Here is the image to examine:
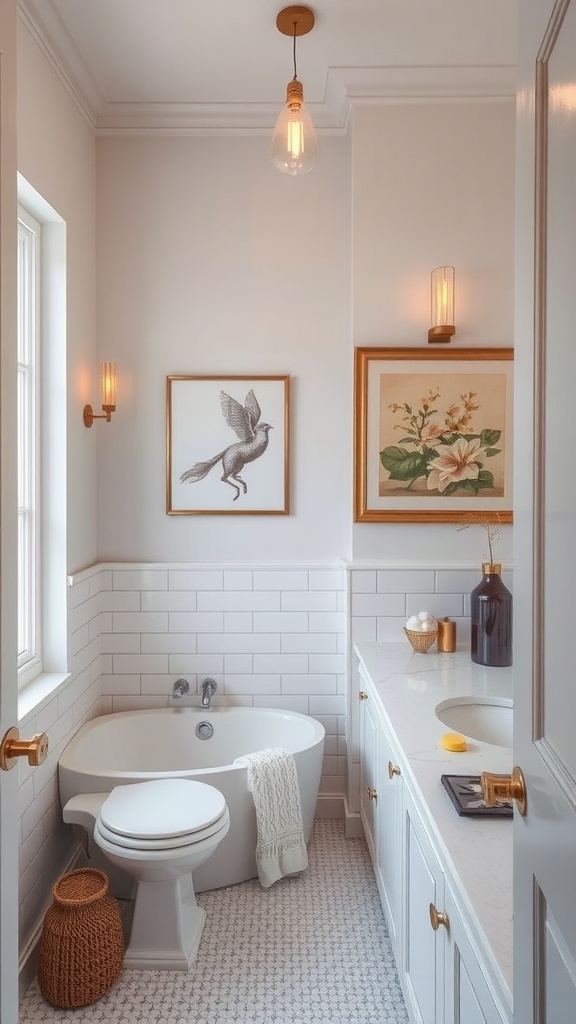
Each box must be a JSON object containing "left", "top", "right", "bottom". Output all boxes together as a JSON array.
[{"left": 234, "top": 747, "right": 308, "bottom": 888}]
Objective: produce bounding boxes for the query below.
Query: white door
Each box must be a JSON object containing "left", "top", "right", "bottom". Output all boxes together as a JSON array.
[
  {"left": 514, "top": 1, "right": 576, "bottom": 1020},
  {"left": 0, "top": 2, "right": 21, "bottom": 1021}
]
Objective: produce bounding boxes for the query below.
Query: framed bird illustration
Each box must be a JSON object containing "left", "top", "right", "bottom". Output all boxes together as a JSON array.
[{"left": 166, "top": 375, "right": 290, "bottom": 515}]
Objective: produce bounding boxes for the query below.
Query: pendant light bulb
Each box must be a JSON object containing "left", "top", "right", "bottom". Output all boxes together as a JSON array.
[
  {"left": 272, "top": 6, "right": 318, "bottom": 176},
  {"left": 271, "top": 78, "right": 318, "bottom": 175}
]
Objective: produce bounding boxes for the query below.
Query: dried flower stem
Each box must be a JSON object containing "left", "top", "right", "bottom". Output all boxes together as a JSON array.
[{"left": 457, "top": 512, "right": 501, "bottom": 564}]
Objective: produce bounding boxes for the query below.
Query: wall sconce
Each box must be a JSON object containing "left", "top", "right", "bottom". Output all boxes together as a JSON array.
[
  {"left": 271, "top": 6, "right": 318, "bottom": 176},
  {"left": 83, "top": 362, "right": 117, "bottom": 427},
  {"left": 428, "top": 267, "right": 455, "bottom": 344}
]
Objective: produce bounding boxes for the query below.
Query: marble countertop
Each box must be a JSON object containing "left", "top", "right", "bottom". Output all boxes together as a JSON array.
[{"left": 354, "top": 640, "right": 513, "bottom": 1011}]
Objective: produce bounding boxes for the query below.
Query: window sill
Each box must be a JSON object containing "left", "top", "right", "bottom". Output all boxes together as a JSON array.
[{"left": 18, "top": 672, "right": 71, "bottom": 724}]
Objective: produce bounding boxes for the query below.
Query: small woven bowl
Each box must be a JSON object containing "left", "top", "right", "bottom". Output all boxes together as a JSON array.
[{"left": 404, "top": 627, "right": 438, "bottom": 653}]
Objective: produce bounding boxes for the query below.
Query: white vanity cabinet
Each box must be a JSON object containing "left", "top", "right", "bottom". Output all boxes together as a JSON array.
[
  {"left": 442, "top": 885, "right": 506, "bottom": 1024},
  {"left": 356, "top": 660, "right": 510, "bottom": 1024},
  {"left": 402, "top": 787, "right": 444, "bottom": 1024},
  {"left": 359, "top": 687, "right": 403, "bottom": 948},
  {"left": 402, "top": 785, "right": 506, "bottom": 1024},
  {"left": 359, "top": 687, "right": 378, "bottom": 862}
]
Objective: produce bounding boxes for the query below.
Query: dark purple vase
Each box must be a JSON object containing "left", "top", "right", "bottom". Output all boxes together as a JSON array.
[{"left": 470, "top": 563, "right": 512, "bottom": 667}]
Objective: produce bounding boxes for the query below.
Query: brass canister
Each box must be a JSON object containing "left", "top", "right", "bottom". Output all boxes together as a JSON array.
[{"left": 437, "top": 617, "right": 456, "bottom": 652}]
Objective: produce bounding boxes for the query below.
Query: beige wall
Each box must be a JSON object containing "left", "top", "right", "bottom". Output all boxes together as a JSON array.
[
  {"left": 17, "top": 17, "right": 98, "bottom": 574},
  {"left": 95, "top": 134, "right": 352, "bottom": 562},
  {"left": 352, "top": 101, "right": 516, "bottom": 562}
]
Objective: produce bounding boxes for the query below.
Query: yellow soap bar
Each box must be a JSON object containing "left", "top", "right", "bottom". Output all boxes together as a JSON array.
[{"left": 441, "top": 732, "right": 467, "bottom": 752}]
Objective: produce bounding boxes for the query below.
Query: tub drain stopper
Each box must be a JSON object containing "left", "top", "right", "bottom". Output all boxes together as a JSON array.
[{"left": 196, "top": 721, "right": 214, "bottom": 740}]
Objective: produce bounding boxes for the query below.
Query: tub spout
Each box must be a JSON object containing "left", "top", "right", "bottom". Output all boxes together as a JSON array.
[
  {"left": 172, "top": 678, "right": 190, "bottom": 699},
  {"left": 201, "top": 678, "right": 217, "bottom": 707}
]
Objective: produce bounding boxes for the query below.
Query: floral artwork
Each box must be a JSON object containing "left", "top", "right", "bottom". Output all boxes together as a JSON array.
[
  {"left": 354, "top": 348, "right": 513, "bottom": 523},
  {"left": 379, "top": 375, "right": 506, "bottom": 497}
]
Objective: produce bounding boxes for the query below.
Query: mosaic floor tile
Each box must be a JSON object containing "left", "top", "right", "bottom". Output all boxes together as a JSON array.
[{"left": 20, "top": 820, "right": 409, "bottom": 1024}]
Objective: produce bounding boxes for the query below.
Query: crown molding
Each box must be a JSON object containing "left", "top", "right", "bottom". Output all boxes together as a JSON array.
[
  {"left": 19, "top": 1, "right": 516, "bottom": 136},
  {"left": 18, "top": 0, "right": 101, "bottom": 130},
  {"left": 334, "top": 64, "right": 517, "bottom": 101}
]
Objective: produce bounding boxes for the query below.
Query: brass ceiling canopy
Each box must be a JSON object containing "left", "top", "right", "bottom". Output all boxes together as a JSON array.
[{"left": 276, "top": 5, "right": 315, "bottom": 38}]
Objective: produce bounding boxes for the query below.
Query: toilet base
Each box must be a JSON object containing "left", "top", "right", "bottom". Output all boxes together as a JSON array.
[{"left": 123, "top": 874, "right": 206, "bottom": 971}]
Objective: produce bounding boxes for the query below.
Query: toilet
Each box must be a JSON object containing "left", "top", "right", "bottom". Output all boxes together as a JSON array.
[{"left": 63, "top": 778, "right": 229, "bottom": 971}]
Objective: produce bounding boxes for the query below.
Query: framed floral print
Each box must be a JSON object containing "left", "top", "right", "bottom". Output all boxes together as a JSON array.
[
  {"left": 167, "top": 375, "right": 290, "bottom": 515},
  {"left": 354, "top": 347, "right": 513, "bottom": 523}
]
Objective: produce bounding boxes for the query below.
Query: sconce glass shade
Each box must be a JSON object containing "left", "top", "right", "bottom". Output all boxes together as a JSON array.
[
  {"left": 271, "top": 79, "right": 318, "bottom": 175},
  {"left": 428, "top": 266, "right": 455, "bottom": 343},
  {"left": 83, "top": 361, "right": 117, "bottom": 426},
  {"left": 101, "top": 361, "right": 117, "bottom": 411}
]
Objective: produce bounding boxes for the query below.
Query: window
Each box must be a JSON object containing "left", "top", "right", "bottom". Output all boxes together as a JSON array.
[
  {"left": 17, "top": 177, "right": 68, "bottom": 701},
  {"left": 18, "top": 207, "right": 42, "bottom": 686}
]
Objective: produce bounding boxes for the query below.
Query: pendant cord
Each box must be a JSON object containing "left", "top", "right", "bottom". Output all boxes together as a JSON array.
[{"left": 292, "top": 24, "right": 297, "bottom": 80}]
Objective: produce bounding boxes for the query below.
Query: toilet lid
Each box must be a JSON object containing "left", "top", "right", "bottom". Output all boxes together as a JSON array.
[
  {"left": 95, "top": 805, "right": 230, "bottom": 851},
  {"left": 99, "top": 779, "right": 227, "bottom": 840}
]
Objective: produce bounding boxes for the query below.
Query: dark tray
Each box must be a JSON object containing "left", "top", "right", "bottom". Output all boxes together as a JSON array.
[{"left": 441, "top": 774, "right": 513, "bottom": 817}]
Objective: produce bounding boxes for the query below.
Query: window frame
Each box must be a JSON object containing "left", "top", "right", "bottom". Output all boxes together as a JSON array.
[
  {"left": 17, "top": 205, "right": 42, "bottom": 687},
  {"left": 16, "top": 176, "right": 68, "bottom": 709}
]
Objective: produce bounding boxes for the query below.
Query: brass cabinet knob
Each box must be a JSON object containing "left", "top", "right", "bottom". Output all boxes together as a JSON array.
[
  {"left": 481, "top": 765, "right": 526, "bottom": 816},
  {"left": 429, "top": 903, "right": 450, "bottom": 931},
  {"left": 0, "top": 727, "right": 49, "bottom": 772},
  {"left": 388, "top": 761, "right": 401, "bottom": 779},
  {"left": 359, "top": 691, "right": 368, "bottom": 701},
  {"left": 366, "top": 787, "right": 378, "bottom": 801}
]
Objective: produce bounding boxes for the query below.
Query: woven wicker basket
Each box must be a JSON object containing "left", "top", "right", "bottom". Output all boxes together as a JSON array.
[
  {"left": 404, "top": 627, "right": 438, "bottom": 653},
  {"left": 38, "top": 868, "right": 124, "bottom": 1009}
]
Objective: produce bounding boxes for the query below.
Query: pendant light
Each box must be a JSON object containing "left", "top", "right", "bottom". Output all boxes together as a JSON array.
[{"left": 271, "top": 6, "right": 318, "bottom": 176}]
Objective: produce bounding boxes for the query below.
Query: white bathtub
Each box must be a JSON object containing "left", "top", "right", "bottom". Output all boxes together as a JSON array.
[{"left": 58, "top": 706, "right": 325, "bottom": 892}]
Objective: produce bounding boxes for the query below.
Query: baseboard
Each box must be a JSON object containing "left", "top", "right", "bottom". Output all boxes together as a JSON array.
[
  {"left": 19, "top": 845, "right": 83, "bottom": 1001},
  {"left": 314, "top": 794, "right": 364, "bottom": 839},
  {"left": 343, "top": 797, "right": 364, "bottom": 838},
  {"left": 315, "top": 794, "right": 344, "bottom": 819}
]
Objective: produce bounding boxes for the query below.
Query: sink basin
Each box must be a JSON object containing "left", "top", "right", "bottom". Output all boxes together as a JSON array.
[{"left": 435, "top": 696, "right": 513, "bottom": 747}]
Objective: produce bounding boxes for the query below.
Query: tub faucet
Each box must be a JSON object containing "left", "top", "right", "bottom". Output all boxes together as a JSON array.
[
  {"left": 172, "top": 678, "right": 190, "bottom": 700},
  {"left": 201, "top": 678, "right": 217, "bottom": 707}
]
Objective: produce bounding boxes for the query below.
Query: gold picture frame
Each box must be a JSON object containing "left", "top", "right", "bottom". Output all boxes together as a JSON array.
[
  {"left": 167, "top": 375, "right": 290, "bottom": 515},
  {"left": 354, "top": 347, "right": 513, "bottom": 523}
]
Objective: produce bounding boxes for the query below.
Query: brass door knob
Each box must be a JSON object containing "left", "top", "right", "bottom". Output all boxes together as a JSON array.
[
  {"left": 366, "top": 787, "right": 378, "bottom": 801},
  {"left": 359, "top": 691, "right": 368, "bottom": 701},
  {"left": 388, "top": 761, "right": 401, "bottom": 779},
  {"left": 0, "top": 727, "right": 49, "bottom": 771},
  {"left": 429, "top": 903, "right": 450, "bottom": 931},
  {"left": 481, "top": 765, "right": 527, "bottom": 816}
]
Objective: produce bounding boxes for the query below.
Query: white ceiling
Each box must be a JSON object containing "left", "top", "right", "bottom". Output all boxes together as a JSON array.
[{"left": 19, "top": 0, "right": 518, "bottom": 133}]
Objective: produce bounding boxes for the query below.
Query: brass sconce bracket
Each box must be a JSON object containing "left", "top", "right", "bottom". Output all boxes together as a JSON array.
[
  {"left": 83, "top": 404, "right": 115, "bottom": 428},
  {"left": 428, "top": 325, "right": 456, "bottom": 344}
]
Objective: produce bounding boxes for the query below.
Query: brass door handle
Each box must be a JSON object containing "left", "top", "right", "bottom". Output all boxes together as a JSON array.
[
  {"left": 388, "top": 761, "right": 401, "bottom": 779},
  {"left": 481, "top": 765, "right": 527, "bottom": 816},
  {"left": 359, "top": 691, "right": 368, "bottom": 701},
  {"left": 429, "top": 903, "right": 449, "bottom": 931},
  {"left": 366, "top": 787, "right": 378, "bottom": 801},
  {"left": 0, "top": 727, "right": 49, "bottom": 771}
]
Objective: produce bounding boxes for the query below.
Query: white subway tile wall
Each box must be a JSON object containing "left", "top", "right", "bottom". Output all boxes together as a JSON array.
[
  {"left": 349, "top": 565, "right": 512, "bottom": 646},
  {"left": 17, "top": 560, "right": 502, "bottom": 974},
  {"left": 18, "top": 565, "right": 107, "bottom": 956}
]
